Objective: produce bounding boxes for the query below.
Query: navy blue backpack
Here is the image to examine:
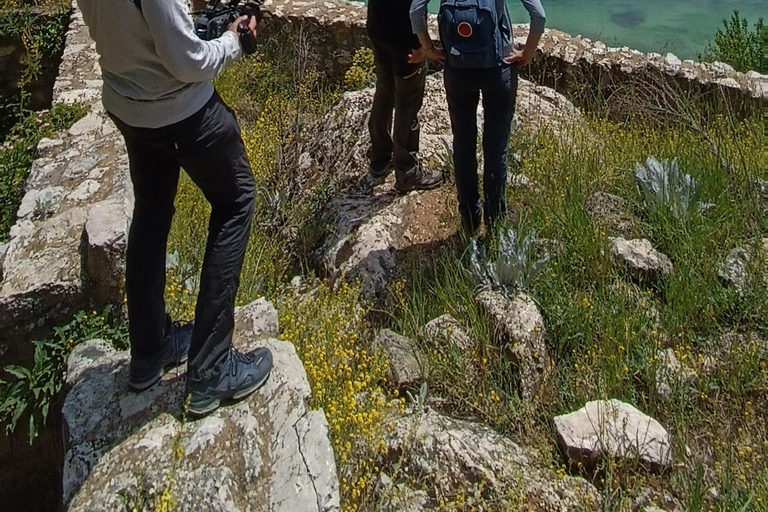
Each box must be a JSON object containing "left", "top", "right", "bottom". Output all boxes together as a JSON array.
[{"left": 438, "top": 0, "right": 506, "bottom": 68}]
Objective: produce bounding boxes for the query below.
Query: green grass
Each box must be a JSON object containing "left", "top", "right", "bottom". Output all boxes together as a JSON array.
[{"left": 0, "top": 103, "right": 88, "bottom": 241}]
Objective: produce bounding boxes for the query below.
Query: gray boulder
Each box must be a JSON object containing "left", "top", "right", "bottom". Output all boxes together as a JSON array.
[
  {"left": 63, "top": 299, "right": 340, "bottom": 512},
  {"left": 375, "top": 329, "right": 425, "bottom": 388},
  {"left": 475, "top": 290, "right": 553, "bottom": 400},
  {"left": 554, "top": 399, "right": 673, "bottom": 472},
  {"left": 379, "top": 408, "right": 600, "bottom": 510},
  {"left": 609, "top": 237, "right": 673, "bottom": 282}
]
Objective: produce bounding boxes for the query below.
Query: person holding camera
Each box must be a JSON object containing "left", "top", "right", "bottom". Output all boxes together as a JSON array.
[
  {"left": 366, "top": 0, "right": 443, "bottom": 192},
  {"left": 410, "top": 0, "right": 546, "bottom": 234},
  {"left": 77, "top": 0, "right": 272, "bottom": 417}
]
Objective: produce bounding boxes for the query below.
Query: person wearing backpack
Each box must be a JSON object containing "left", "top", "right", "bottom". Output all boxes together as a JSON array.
[
  {"left": 410, "top": 0, "right": 546, "bottom": 234},
  {"left": 366, "top": 0, "right": 444, "bottom": 192}
]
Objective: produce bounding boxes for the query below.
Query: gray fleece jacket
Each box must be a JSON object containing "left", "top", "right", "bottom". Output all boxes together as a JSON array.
[{"left": 77, "top": 0, "right": 243, "bottom": 128}]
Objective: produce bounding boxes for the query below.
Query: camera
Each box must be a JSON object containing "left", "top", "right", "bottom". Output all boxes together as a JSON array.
[{"left": 193, "top": 0, "right": 264, "bottom": 55}]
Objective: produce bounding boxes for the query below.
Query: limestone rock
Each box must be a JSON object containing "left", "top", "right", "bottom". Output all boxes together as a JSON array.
[
  {"left": 375, "top": 329, "right": 425, "bottom": 388},
  {"left": 717, "top": 240, "right": 768, "bottom": 293},
  {"left": 586, "top": 192, "right": 636, "bottom": 236},
  {"left": 234, "top": 297, "right": 279, "bottom": 340},
  {"left": 424, "top": 315, "right": 475, "bottom": 353},
  {"left": 63, "top": 300, "right": 340, "bottom": 511},
  {"left": 380, "top": 408, "right": 600, "bottom": 510},
  {"left": 82, "top": 200, "right": 129, "bottom": 306},
  {"left": 554, "top": 399, "right": 673, "bottom": 471},
  {"left": 0, "top": 242, "right": 7, "bottom": 283},
  {"left": 36, "top": 137, "right": 65, "bottom": 158},
  {"left": 475, "top": 290, "right": 553, "bottom": 400},
  {"left": 609, "top": 237, "right": 673, "bottom": 282},
  {"left": 654, "top": 348, "right": 695, "bottom": 399},
  {"left": 718, "top": 246, "right": 751, "bottom": 292}
]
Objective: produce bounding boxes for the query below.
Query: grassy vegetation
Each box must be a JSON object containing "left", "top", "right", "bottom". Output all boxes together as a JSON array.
[
  {"left": 0, "top": 0, "right": 78, "bottom": 239},
  {"left": 0, "top": 306, "right": 128, "bottom": 443},
  {"left": 0, "top": 103, "right": 87, "bottom": 240},
  {"left": 163, "top": 42, "right": 766, "bottom": 509},
  {"left": 388, "top": 113, "right": 767, "bottom": 509}
]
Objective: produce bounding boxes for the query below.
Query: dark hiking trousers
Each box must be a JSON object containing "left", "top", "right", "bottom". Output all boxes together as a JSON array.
[
  {"left": 109, "top": 90, "right": 255, "bottom": 380},
  {"left": 367, "top": 38, "right": 426, "bottom": 173},
  {"left": 444, "top": 63, "right": 518, "bottom": 226}
]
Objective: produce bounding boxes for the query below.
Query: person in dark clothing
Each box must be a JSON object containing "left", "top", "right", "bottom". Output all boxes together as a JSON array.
[
  {"left": 366, "top": 0, "right": 443, "bottom": 192},
  {"left": 78, "top": 0, "right": 273, "bottom": 417},
  {"left": 411, "top": 0, "right": 546, "bottom": 234}
]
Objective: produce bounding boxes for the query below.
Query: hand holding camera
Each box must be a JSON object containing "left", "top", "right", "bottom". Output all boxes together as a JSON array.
[{"left": 194, "top": 0, "right": 264, "bottom": 55}]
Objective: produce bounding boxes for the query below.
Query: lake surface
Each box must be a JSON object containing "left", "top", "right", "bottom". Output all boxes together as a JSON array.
[{"left": 357, "top": 0, "right": 767, "bottom": 60}]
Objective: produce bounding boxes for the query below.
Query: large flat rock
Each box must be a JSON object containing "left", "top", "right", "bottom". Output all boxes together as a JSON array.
[{"left": 62, "top": 299, "right": 340, "bottom": 511}]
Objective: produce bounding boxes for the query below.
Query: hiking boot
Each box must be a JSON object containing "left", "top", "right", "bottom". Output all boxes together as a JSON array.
[
  {"left": 129, "top": 318, "right": 194, "bottom": 391},
  {"left": 394, "top": 162, "right": 443, "bottom": 193},
  {"left": 186, "top": 347, "right": 273, "bottom": 417},
  {"left": 368, "top": 157, "right": 394, "bottom": 180}
]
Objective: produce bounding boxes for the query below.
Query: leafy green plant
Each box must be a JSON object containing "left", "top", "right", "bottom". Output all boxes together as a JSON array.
[
  {"left": 702, "top": 9, "right": 765, "bottom": 73},
  {"left": 0, "top": 103, "right": 87, "bottom": 241},
  {"left": 0, "top": 306, "right": 127, "bottom": 443},
  {"left": 634, "top": 156, "right": 713, "bottom": 222},
  {"left": 468, "top": 227, "right": 550, "bottom": 295}
]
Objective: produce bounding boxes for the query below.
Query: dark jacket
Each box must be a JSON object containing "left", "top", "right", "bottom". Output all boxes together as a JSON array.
[{"left": 367, "top": 0, "right": 421, "bottom": 48}]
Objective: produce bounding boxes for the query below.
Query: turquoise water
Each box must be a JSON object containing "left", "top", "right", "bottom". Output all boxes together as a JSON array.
[{"left": 358, "top": 0, "right": 766, "bottom": 60}]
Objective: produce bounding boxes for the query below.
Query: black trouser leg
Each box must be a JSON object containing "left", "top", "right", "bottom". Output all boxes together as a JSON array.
[
  {"left": 368, "top": 44, "right": 395, "bottom": 170},
  {"left": 178, "top": 98, "right": 255, "bottom": 378},
  {"left": 118, "top": 125, "right": 180, "bottom": 363},
  {"left": 444, "top": 65, "right": 481, "bottom": 222},
  {"left": 392, "top": 63, "right": 425, "bottom": 171},
  {"left": 110, "top": 91, "right": 255, "bottom": 377},
  {"left": 481, "top": 64, "right": 517, "bottom": 224}
]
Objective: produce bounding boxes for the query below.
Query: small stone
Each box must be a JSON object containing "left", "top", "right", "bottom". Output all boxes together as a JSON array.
[
  {"left": 718, "top": 246, "right": 751, "bottom": 292},
  {"left": 655, "top": 348, "right": 695, "bottom": 399},
  {"left": 424, "top": 315, "right": 475, "bottom": 352},
  {"left": 664, "top": 53, "right": 681, "bottom": 68},
  {"left": 475, "top": 290, "right": 553, "bottom": 400},
  {"left": 375, "top": 329, "right": 425, "bottom": 388},
  {"left": 609, "top": 237, "right": 673, "bottom": 282},
  {"left": 554, "top": 399, "right": 673, "bottom": 472}
]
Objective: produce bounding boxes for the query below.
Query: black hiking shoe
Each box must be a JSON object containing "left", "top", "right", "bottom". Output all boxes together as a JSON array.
[
  {"left": 129, "top": 318, "right": 194, "bottom": 391},
  {"left": 394, "top": 162, "right": 443, "bottom": 193},
  {"left": 186, "top": 347, "right": 273, "bottom": 417}
]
